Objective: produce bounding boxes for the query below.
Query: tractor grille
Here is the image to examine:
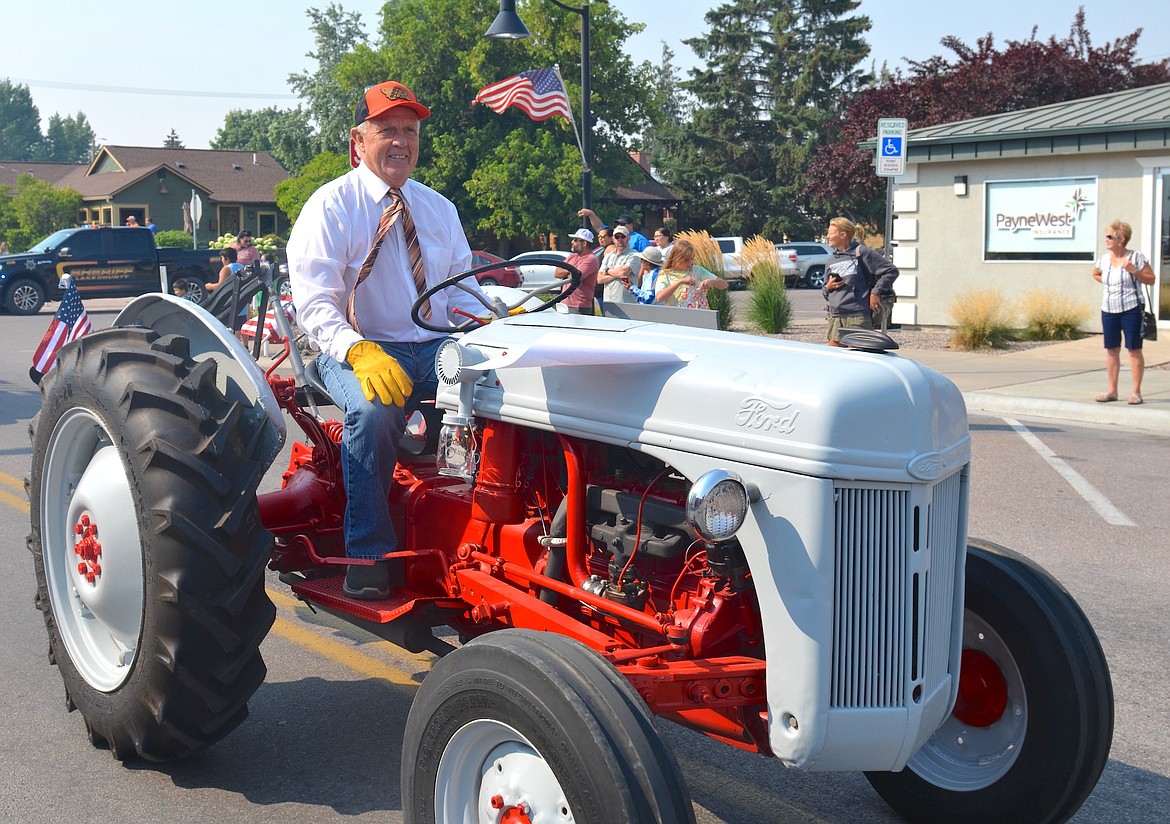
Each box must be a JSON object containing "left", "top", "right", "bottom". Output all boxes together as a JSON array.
[{"left": 830, "top": 469, "right": 966, "bottom": 709}]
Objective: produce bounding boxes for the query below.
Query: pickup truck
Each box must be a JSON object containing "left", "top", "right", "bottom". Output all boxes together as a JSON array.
[
  {"left": 715, "top": 236, "right": 799, "bottom": 289},
  {"left": 0, "top": 226, "right": 221, "bottom": 314}
]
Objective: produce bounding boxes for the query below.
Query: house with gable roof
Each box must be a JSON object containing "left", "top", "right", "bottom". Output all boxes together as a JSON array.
[{"left": 0, "top": 146, "right": 290, "bottom": 241}]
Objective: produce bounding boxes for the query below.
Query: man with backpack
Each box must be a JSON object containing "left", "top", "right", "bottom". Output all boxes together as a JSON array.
[{"left": 822, "top": 217, "right": 899, "bottom": 346}]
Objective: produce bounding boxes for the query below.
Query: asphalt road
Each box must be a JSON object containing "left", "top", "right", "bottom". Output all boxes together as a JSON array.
[{"left": 1, "top": 299, "right": 1167, "bottom": 823}]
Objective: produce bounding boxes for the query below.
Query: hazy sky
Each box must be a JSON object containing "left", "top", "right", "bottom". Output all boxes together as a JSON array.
[{"left": 5, "top": 1, "right": 1168, "bottom": 151}]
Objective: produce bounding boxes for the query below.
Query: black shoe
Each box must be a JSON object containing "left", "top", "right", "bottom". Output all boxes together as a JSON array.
[{"left": 343, "top": 561, "right": 390, "bottom": 600}]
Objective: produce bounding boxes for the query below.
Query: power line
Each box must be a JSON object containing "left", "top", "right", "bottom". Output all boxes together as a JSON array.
[{"left": 10, "top": 77, "right": 297, "bottom": 100}]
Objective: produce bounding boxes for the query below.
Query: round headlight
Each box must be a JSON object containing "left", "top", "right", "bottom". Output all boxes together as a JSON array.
[{"left": 686, "top": 470, "right": 749, "bottom": 542}]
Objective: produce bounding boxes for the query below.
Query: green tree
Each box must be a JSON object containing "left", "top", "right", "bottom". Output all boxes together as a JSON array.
[
  {"left": 41, "top": 112, "right": 95, "bottom": 163},
  {"left": 211, "top": 106, "right": 318, "bottom": 173},
  {"left": 274, "top": 150, "right": 352, "bottom": 223},
  {"left": 655, "top": 0, "right": 871, "bottom": 240},
  {"left": 288, "top": 3, "right": 369, "bottom": 154},
  {"left": 0, "top": 80, "right": 45, "bottom": 161},
  {"left": 163, "top": 129, "right": 184, "bottom": 149},
  {"left": 5, "top": 174, "right": 82, "bottom": 250},
  {"left": 804, "top": 11, "right": 1170, "bottom": 226}
]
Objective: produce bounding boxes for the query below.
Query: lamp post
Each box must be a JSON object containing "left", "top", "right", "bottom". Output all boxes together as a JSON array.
[{"left": 486, "top": 0, "right": 592, "bottom": 212}]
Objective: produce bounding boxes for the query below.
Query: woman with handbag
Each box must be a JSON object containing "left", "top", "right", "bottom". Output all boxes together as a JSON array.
[{"left": 1092, "top": 219, "right": 1156, "bottom": 405}]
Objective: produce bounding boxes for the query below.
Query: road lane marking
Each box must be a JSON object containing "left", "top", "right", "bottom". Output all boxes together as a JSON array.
[
  {"left": 1004, "top": 418, "right": 1135, "bottom": 527},
  {"left": 0, "top": 471, "right": 29, "bottom": 513}
]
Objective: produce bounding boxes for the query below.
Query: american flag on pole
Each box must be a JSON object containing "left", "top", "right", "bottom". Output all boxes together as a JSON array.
[
  {"left": 474, "top": 68, "right": 573, "bottom": 122},
  {"left": 31, "top": 278, "right": 92, "bottom": 383}
]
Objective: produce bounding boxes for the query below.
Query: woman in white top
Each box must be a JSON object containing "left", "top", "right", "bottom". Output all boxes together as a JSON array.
[{"left": 1091, "top": 219, "right": 1155, "bottom": 404}]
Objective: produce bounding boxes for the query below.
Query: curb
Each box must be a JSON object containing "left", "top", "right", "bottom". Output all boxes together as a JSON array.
[{"left": 963, "top": 392, "right": 1170, "bottom": 431}]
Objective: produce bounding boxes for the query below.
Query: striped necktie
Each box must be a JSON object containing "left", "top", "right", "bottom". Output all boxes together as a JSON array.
[{"left": 346, "top": 186, "right": 431, "bottom": 334}]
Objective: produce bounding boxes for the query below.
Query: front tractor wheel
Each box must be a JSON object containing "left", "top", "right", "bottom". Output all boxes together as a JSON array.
[
  {"left": 866, "top": 540, "right": 1113, "bottom": 824},
  {"left": 29, "top": 327, "right": 277, "bottom": 761},
  {"left": 402, "top": 630, "right": 696, "bottom": 824}
]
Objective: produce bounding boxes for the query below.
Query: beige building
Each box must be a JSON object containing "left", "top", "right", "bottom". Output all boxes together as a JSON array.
[{"left": 875, "top": 82, "right": 1170, "bottom": 333}]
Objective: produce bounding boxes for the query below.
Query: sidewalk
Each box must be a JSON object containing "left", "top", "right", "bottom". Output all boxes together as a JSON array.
[{"left": 896, "top": 332, "right": 1170, "bottom": 432}]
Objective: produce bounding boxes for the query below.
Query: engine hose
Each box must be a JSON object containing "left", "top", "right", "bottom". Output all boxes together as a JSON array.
[{"left": 538, "top": 497, "right": 569, "bottom": 605}]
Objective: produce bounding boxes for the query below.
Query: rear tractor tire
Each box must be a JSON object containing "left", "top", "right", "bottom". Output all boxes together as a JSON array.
[{"left": 28, "top": 327, "right": 277, "bottom": 762}]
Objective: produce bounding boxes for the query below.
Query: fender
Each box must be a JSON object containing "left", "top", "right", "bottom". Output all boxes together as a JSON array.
[{"left": 114, "top": 293, "right": 286, "bottom": 468}]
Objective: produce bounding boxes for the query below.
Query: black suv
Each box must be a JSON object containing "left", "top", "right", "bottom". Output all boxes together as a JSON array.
[{"left": 0, "top": 227, "right": 220, "bottom": 314}]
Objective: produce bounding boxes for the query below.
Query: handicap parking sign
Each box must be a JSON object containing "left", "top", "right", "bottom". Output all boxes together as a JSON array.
[{"left": 876, "top": 118, "right": 908, "bottom": 176}]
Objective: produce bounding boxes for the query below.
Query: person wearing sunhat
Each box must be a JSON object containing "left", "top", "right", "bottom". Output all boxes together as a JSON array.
[
  {"left": 555, "top": 227, "right": 600, "bottom": 315},
  {"left": 628, "top": 245, "right": 665, "bottom": 304},
  {"left": 286, "top": 80, "right": 486, "bottom": 600}
]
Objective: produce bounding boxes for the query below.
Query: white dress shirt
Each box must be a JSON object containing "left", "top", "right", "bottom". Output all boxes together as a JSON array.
[{"left": 287, "top": 162, "right": 478, "bottom": 363}]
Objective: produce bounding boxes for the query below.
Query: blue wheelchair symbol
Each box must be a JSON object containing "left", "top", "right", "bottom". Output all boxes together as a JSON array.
[{"left": 882, "top": 137, "right": 903, "bottom": 156}]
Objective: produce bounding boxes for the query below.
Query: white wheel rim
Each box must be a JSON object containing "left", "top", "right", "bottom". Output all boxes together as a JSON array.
[
  {"left": 907, "top": 611, "right": 1027, "bottom": 790},
  {"left": 436, "top": 719, "right": 575, "bottom": 823},
  {"left": 40, "top": 408, "right": 144, "bottom": 692}
]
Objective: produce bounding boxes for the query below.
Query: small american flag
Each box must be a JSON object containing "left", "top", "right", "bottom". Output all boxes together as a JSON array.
[
  {"left": 474, "top": 68, "right": 573, "bottom": 122},
  {"left": 31, "top": 279, "right": 92, "bottom": 382}
]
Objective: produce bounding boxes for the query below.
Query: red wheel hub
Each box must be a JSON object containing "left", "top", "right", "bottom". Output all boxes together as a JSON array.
[
  {"left": 489, "top": 794, "right": 533, "bottom": 823},
  {"left": 73, "top": 513, "right": 103, "bottom": 585},
  {"left": 953, "top": 648, "right": 1009, "bottom": 727}
]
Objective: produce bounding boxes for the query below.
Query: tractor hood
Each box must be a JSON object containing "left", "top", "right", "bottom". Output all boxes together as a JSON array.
[{"left": 436, "top": 314, "right": 970, "bottom": 483}]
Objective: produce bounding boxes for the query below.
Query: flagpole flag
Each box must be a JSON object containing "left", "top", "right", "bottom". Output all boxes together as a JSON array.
[
  {"left": 30, "top": 278, "right": 92, "bottom": 384},
  {"left": 474, "top": 68, "right": 573, "bottom": 122}
]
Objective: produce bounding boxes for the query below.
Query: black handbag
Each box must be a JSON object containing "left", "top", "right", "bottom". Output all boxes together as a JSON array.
[{"left": 1141, "top": 284, "right": 1157, "bottom": 342}]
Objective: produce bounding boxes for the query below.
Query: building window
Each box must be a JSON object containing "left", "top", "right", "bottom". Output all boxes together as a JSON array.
[
  {"left": 258, "top": 211, "right": 277, "bottom": 237},
  {"left": 984, "top": 177, "right": 1097, "bottom": 262}
]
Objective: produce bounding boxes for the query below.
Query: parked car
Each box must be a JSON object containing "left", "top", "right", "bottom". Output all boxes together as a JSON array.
[
  {"left": 776, "top": 241, "right": 833, "bottom": 289},
  {"left": 509, "top": 249, "right": 570, "bottom": 293},
  {"left": 714, "top": 237, "right": 799, "bottom": 289},
  {"left": 470, "top": 251, "right": 522, "bottom": 289},
  {"left": 0, "top": 226, "right": 221, "bottom": 314}
]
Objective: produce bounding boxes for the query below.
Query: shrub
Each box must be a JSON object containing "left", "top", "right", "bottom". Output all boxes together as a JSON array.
[
  {"left": 949, "top": 288, "right": 1014, "bottom": 350},
  {"left": 676, "top": 229, "right": 724, "bottom": 276},
  {"left": 154, "top": 229, "right": 193, "bottom": 249},
  {"left": 707, "top": 283, "right": 735, "bottom": 330},
  {"left": 738, "top": 235, "right": 781, "bottom": 282},
  {"left": 746, "top": 270, "right": 792, "bottom": 334},
  {"left": 1018, "top": 289, "right": 1090, "bottom": 340}
]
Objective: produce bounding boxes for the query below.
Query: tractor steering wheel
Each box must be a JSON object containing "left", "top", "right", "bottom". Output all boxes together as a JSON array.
[{"left": 410, "top": 256, "right": 582, "bottom": 334}]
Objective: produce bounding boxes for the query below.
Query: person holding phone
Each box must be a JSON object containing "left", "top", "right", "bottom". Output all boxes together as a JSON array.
[{"left": 822, "top": 217, "right": 899, "bottom": 346}]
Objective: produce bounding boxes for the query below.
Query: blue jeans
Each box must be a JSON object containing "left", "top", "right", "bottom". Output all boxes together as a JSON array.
[{"left": 316, "top": 337, "right": 446, "bottom": 559}]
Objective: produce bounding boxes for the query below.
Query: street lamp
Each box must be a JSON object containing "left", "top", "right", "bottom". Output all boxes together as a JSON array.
[{"left": 486, "top": 0, "right": 592, "bottom": 212}]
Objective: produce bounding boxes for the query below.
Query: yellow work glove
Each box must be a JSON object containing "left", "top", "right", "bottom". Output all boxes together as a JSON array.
[{"left": 346, "top": 340, "right": 412, "bottom": 407}]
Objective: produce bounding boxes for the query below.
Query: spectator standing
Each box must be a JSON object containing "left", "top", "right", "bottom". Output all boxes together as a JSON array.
[
  {"left": 146, "top": 217, "right": 158, "bottom": 234},
  {"left": 0, "top": 238, "right": 8, "bottom": 255},
  {"left": 1092, "top": 219, "right": 1155, "bottom": 404},
  {"left": 821, "top": 217, "right": 898, "bottom": 347},
  {"left": 555, "top": 228, "right": 600, "bottom": 315},
  {"left": 617, "top": 214, "right": 650, "bottom": 252},
  {"left": 577, "top": 209, "right": 649, "bottom": 252},
  {"left": 232, "top": 229, "right": 261, "bottom": 267},
  {"left": 628, "top": 246, "right": 665, "bottom": 304},
  {"left": 125, "top": 215, "right": 139, "bottom": 227},
  {"left": 655, "top": 238, "right": 727, "bottom": 308},
  {"left": 652, "top": 227, "right": 673, "bottom": 257},
  {"left": 286, "top": 79, "right": 485, "bottom": 600},
  {"left": 597, "top": 225, "right": 639, "bottom": 306}
]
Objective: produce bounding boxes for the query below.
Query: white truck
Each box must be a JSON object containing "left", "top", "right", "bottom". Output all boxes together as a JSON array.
[{"left": 715, "top": 235, "right": 800, "bottom": 289}]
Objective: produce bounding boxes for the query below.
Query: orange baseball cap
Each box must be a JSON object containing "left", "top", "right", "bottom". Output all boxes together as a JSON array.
[{"left": 355, "top": 80, "right": 430, "bottom": 125}]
